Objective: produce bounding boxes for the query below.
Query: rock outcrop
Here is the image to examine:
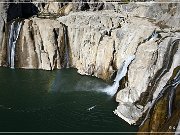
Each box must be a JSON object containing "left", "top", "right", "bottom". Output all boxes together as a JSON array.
[
  {"left": 0, "top": 1, "right": 180, "bottom": 133},
  {"left": 72, "top": 0, "right": 104, "bottom": 11},
  {"left": 0, "top": 3, "right": 7, "bottom": 66},
  {"left": 57, "top": 10, "right": 159, "bottom": 81},
  {"left": 57, "top": 7, "right": 180, "bottom": 126},
  {"left": 15, "top": 18, "right": 66, "bottom": 70},
  {"left": 58, "top": 2, "right": 180, "bottom": 131},
  {"left": 138, "top": 67, "right": 180, "bottom": 134},
  {"left": 58, "top": 11, "right": 123, "bottom": 80}
]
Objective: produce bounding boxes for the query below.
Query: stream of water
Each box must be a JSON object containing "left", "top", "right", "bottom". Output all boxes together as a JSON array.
[{"left": 8, "top": 20, "right": 22, "bottom": 68}]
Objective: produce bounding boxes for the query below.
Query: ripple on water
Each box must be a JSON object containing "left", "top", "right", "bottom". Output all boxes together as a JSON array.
[{"left": 0, "top": 68, "right": 137, "bottom": 132}]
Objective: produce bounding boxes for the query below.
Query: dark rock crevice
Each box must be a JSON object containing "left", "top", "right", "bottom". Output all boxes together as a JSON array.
[
  {"left": 53, "top": 28, "right": 60, "bottom": 69},
  {"left": 136, "top": 39, "right": 180, "bottom": 107},
  {"left": 59, "top": 23, "right": 70, "bottom": 68},
  {"left": 7, "top": 3, "right": 38, "bottom": 22},
  {"left": 138, "top": 66, "right": 180, "bottom": 133}
]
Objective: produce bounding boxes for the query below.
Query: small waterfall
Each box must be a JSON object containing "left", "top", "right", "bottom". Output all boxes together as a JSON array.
[
  {"left": 8, "top": 20, "right": 22, "bottom": 68},
  {"left": 140, "top": 69, "right": 180, "bottom": 126},
  {"left": 104, "top": 55, "right": 135, "bottom": 96},
  {"left": 63, "top": 24, "right": 70, "bottom": 68},
  {"left": 168, "top": 69, "right": 180, "bottom": 118}
]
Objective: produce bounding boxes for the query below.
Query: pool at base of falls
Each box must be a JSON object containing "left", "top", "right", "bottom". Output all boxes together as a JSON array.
[{"left": 0, "top": 67, "right": 138, "bottom": 132}]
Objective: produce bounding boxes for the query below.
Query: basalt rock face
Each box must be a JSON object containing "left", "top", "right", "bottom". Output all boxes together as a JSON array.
[
  {"left": 114, "top": 3, "right": 180, "bottom": 133},
  {"left": 138, "top": 68, "right": 180, "bottom": 134},
  {"left": 58, "top": 2, "right": 180, "bottom": 131},
  {"left": 0, "top": 17, "right": 68, "bottom": 69},
  {"left": 0, "top": 17, "right": 6, "bottom": 67},
  {"left": 72, "top": 0, "right": 104, "bottom": 11},
  {"left": 119, "top": 2, "right": 180, "bottom": 29},
  {"left": 58, "top": 11, "right": 160, "bottom": 81},
  {"left": 0, "top": 1, "right": 180, "bottom": 133},
  {"left": 15, "top": 18, "right": 65, "bottom": 70},
  {"left": 114, "top": 3, "right": 180, "bottom": 129},
  {"left": 115, "top": 35, "right": 180, "bottom": 124},
  {"left": 0, "top": 3, "right": 8, "bottom": 66},
  {"left": 58, "top": 8, "right": 180, "bottom": 126},
  {"left": 59, "top": 11, "right": 122, "bottom": 80}
]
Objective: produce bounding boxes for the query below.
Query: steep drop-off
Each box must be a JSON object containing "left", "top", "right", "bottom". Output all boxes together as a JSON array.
[
  {"left": 57, "top": 9, "right": 180, "bottom": 127},
  {"left": 0, "top": 1, "right": 180, "bottom": 133}
]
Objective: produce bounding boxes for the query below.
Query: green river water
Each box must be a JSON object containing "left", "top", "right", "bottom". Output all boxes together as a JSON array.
[{"left": 0, "top": 67, "right": 138, "bottom": 132}]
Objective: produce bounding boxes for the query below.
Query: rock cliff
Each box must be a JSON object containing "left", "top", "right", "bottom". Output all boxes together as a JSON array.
[
  {"left": 0, "top": 1, "right": 180, "bottom": 133},
  {"left": 57, "top": 5, "right": 180, "bottom": 128},
  {"left": 15, "top": 18, "right": 64, "bottom": 70}
]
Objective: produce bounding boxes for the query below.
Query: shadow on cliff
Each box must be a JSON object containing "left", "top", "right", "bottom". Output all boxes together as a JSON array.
[{"left": 7, "top": 3, "right": 38, "bottom": 22}]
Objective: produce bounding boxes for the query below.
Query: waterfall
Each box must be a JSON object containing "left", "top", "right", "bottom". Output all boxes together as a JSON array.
[
  {"left": 8, "top": 20, "right": 22, "bottom": 68},
  {"left": 63, "top": 24, "right": 70, "bottom": 68},
  {"left": 140, "top": 69, "right": 180, "bottom": 126},
  {"left": 103, "top": 55, "right": 135, "bottom": 96},
  {"left": 168, "top": 69, "right": 180, "bottom": 118}
]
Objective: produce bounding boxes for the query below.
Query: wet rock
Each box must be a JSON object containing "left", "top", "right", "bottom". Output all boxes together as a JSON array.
[
  {"left": 58, "top": 11, "right": 123, "bottom": 80},
  {"left": 15, "top": 18, "right": 64, "bottom": 70},
  {"left": 0, "top": 2, "right": 180, "bottom": 133},
  {"left": 138, "top": 67, "right": 180, "bottom": 134},
  {"left": 0, "top": 16, "right": 7, "bottom": 66}
]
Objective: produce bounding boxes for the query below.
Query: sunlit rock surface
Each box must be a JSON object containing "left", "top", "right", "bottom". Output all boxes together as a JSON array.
[
  {"left": 58, "top": 11, "right": 123, "bottom": 80},
  {"left": 16, "top": 18, "right": 64, "bottom": 70},
  {"left": 0, "top": 17, "right": 66, "bottom": 70},
  {"left": 57, "top": 3, "right": 180, "bottom": 127},
  {"left": 138, "top": 67, "right": 180, "bottom": 134},
  {"left": 0, "top": 1, "right": 180, "bottom": 133},
  {"left": 58, "top": 11, "right": 159, "bottom": 81}
]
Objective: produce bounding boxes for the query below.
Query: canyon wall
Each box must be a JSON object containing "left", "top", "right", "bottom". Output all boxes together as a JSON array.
[
  {"left": 15, "top": 18, "right": 64, "bottom": 70},
  {"left": 57, "top": 4, "right": 180, "bottom": 131},
  {"left": 0, "top": 1, "right": 180, "bottom": 133}
]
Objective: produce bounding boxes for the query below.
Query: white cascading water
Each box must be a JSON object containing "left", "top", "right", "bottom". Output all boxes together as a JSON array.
[
  {"left": 103, "top": 55, "right": 135, "bottom": 96},
  {"left": 8, "top": 20, "right": 22, "bottom": 68}
]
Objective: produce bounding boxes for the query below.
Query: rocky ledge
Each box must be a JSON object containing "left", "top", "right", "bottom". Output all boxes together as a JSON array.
[
  {"left": 0, "top": 1, "right": 180, "bottom": 133},
  {"left": 57, "top": 8, "right": 180, "bottom": 127}
]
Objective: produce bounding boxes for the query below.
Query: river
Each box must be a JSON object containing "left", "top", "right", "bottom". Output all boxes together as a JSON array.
[{"left": 0, "top": 67, "right": 137, "bottom": 132}]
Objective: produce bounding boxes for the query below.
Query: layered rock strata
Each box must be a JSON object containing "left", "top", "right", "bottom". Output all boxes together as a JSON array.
[
  {"left": 0, "top": 1, "right": 180, "bottom": 132},
  {"left": 57, "top": 10, "right": 180, "bottom": 127},
  {"left": 0, "top": 18, "right": 69, "bottom": 70},
  {"left": 15, "top": 18, "right": 67, "bottom": 70}
]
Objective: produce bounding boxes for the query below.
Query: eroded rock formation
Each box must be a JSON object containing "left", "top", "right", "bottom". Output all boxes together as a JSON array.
[
  {"left": 0, "top": 1, "right": 180, "bottom": 133},
  {"left": 57, "top": 2, "right": 180, "bottom": 132},
  {"left": 15, "top": 18, "right": 71, "bottom": 70}
]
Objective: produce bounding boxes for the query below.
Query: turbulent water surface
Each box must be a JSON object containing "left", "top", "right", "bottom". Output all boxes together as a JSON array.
[{"left": 0, "top": 67, "right": 138, "bottom": 132}]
